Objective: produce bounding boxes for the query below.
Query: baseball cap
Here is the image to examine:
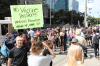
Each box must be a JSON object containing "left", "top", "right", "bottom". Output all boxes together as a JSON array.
[{"left": 71, "top": 38, "right": 78, "bottom": 43}]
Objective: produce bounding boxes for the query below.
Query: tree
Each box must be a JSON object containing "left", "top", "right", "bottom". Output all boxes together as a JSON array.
[
  {"left": 87, "top": 16, "right": 100, "bottom": 26},
  {"left": 0, "top": 0, "right": 17, "bottom": 19},
  {"left": 53, "top": 9, "right": 66, "bottom": 24}
]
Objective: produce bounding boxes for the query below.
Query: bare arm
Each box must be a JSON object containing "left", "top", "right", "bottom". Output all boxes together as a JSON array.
[
  {"left": 42, "top": 42, "right": 56, "bottom": 58},
  {"left": 81, "top": 49, "right": 84, "bottom": 63},
  {"left": 7, "top": 58, "right": 13, "bottom": 66}
]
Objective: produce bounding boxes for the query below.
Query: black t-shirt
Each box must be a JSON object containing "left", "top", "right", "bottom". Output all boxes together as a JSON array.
[{"left": 9, "top": 46, "right": 28, "bottom": 66}]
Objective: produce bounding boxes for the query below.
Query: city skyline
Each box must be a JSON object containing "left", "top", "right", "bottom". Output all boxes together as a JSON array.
[{"left": 46, "top": 0, "right": 100, "bottom": 18}]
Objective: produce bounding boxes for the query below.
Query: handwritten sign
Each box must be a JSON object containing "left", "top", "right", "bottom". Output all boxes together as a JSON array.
[{"left": 10, "top": 4, "right": 44, "bottom": 29}]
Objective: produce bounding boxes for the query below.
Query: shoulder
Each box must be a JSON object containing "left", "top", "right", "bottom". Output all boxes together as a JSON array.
[
  {"left": 8, "top": 47, "right": 16, "bottom": 58},
  {"left": 28, "top": 55, "right": 52, "bottom": 60},
  {"left": 10, "top": 47, "right": 16, "bottom": 52}
]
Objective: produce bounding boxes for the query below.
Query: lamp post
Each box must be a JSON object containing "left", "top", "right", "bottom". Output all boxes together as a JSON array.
[{"left": 84, "top": 0, "right": 88, "bottom": 27}]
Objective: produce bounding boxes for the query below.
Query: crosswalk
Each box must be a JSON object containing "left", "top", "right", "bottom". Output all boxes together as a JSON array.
[{"left": 53, "top": 47, "right": 100, "bottom": 66}]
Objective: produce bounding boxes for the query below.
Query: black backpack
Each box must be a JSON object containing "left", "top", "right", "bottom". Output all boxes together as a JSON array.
[{"left": 93, "top": 34, "right": 100, "bottom": 44}]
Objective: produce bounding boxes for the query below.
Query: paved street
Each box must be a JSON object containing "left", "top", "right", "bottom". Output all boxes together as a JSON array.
[
  {"left": 53, "top": 47, "right": 100, "bottom": 66},
  {"left": 2, "top": 54, "right": 100, "bottom": 66},
  {"left": 53, "top": 55, "right": 100, "bottom": 66}
]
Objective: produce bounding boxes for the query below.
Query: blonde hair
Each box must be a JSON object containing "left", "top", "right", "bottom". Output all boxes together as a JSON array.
[{"left": 67, "top": 45, "right": 84, "bottom": 66}]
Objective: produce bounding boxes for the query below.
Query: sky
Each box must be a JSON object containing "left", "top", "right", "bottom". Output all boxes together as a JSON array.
[
  {"left": 76, "top": 0, "right": 100, "bottom": 18},
  {"left": 46, "top": 0, "right": 100, "bottom": 18}
]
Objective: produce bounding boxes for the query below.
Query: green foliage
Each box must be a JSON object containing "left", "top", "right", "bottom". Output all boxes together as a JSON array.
[
  {"left": 53, "top": 10, "right": 84, "bottom": 25},
  {"left": 0, "top": 0, "right": 17, "bottom": 19},
  {"left": 87, "top": 16, "right": 100, "bottom": 26}
]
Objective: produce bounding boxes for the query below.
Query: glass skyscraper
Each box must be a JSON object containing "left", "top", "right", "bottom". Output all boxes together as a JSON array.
[
  {"left": 68, "top": 0, "right": 79, "bottom": 12},
  {"left": 45, "top": 0, "right": 68, "bottom": 12},
  {"left": 54, "top": 0, "right": 68, "bottom": 11}
]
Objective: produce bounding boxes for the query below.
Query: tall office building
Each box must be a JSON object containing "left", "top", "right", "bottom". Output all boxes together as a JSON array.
[
  {"left": 68, "top": 0, "right": 79, "bottom": 12},
  {"left": 54, "top": 0, "right": 68, "bottom": 11},
  {"left": 45, "top": 0, "right": 68, "bottom": 12}
]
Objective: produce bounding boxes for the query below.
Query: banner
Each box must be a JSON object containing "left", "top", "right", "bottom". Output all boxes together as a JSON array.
[{"left": 10, "top": 4, "right": 44, "bottom": 29}]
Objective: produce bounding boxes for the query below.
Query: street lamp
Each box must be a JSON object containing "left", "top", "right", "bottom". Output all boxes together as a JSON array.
[{"left": 84, "top": 0, "right": 88, "bottom": 27}]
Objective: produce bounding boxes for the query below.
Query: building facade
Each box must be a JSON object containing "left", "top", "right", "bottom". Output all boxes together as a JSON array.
[
  {"left": 68, "top": 0, "right": 79, "bottom": 12},
  {"left": 18, "top": 0, "right": 42, "bottom": 4},
  {"left": 45, "top": 0, "right": 68, "bottom": 12}
]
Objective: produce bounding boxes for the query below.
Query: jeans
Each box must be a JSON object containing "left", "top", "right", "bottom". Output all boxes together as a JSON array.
[{"left": 94, "top": 44, "right": 99, "bottom": 57}]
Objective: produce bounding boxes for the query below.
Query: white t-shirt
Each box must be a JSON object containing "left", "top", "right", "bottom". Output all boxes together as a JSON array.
[
  {"left": 28, "top": 30, "right": 34, "bottom": 37},
  {"left": 28, "top": 55, "right": 52, "bottom": 66}
]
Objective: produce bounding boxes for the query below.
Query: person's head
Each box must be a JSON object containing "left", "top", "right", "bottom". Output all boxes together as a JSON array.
[
  {"left": 75, "top": 31, "right": 81, "bottom": 36},
  {"left": 71, "top": 38, "right": 78, "bottom": 45},
  {"left": 6, "top": 33, "right": 12, "bottom": 39},
  {"left": 31, "top": 41, "right": 44, "bottom": 55},
  {"left": 67, "top": 38, "right": 83, "bottom": 66},
  {"left": 93, "top": 29, "right": 96, "bottom": 34},
  {"left": 16, "top": 36, "right": 24, "bottom": 48}
]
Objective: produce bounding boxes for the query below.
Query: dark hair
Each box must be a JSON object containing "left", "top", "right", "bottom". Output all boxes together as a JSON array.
[{"left": 31, "top": 41, "right": 44, "bottom": 53}]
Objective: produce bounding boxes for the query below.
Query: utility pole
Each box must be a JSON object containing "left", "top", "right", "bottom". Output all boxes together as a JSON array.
[
  {"left": 84, "top": 0, "right": 88, "bottom": 27},
  {"left": 49, "top": 0, "right": 52, "bottom": 27},
  {"left": 25, "top": 0, "right": 27, "bottom": 4}
]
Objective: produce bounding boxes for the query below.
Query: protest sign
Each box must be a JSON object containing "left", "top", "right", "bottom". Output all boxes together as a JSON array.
[{"left": 10, "top": 4, "right": 44, "bottom": 29}]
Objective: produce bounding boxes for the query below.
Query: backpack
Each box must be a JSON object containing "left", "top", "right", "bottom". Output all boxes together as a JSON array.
[
  {"left": 0, "top": 42, "right": 10, "bottom": 58},
  {"left": 93, "top": 35, "right": 100, "bottom": 44}
]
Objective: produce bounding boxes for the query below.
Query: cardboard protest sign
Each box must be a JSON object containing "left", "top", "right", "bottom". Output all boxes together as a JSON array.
[{"left": 10, "top": 4, "right": 44, "bottom": 29}]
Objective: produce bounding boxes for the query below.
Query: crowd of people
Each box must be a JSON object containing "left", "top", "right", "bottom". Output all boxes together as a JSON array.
[{"left": 0, "top": 26, "right": 100, "bottom": 66}]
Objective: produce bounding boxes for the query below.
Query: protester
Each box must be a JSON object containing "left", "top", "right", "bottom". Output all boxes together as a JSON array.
[
  {"left": 59, "top": 30, "right": 65, "bottom": 53},
  {"left": 42, "top": 40, "right": 53, "bottom": 66},
  {"left": 28, "top": 29, "right": 35, "bottom": 42},
  {"left": 92, "top": 30, "right": 100, "bottom": 58},
  {"left": 28, "top": 41, "right": 55, "bottom": 66},
  {"left": 5, "top": 33, "right": 15, "bottom": 50},
  {"left": 64, "top": 38, "right": 84, "bottom": 66},
  {"left": 7, "top": 36, "right": 29, "bottom": 66},
  {"left": 75, "top": 29, "right": 87, "bottom": 57}
]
